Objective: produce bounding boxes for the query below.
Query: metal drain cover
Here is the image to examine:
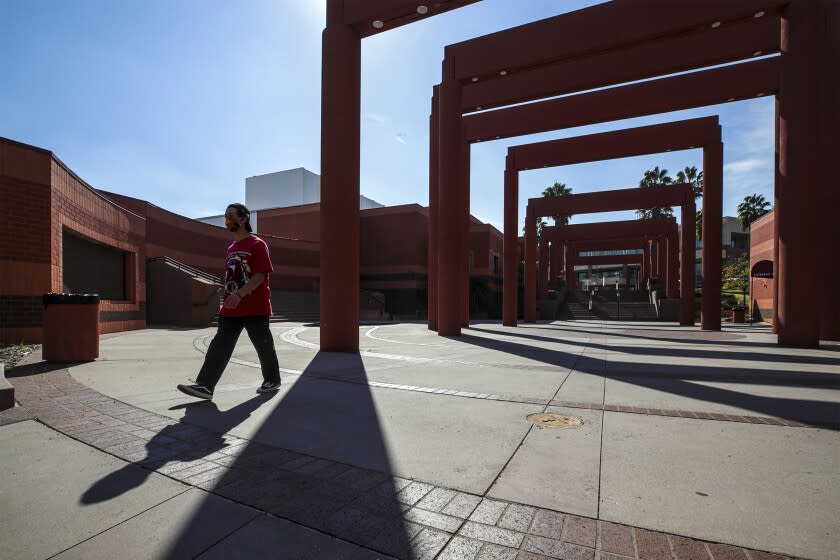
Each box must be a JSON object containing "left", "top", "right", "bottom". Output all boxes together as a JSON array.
[{"left": 527, "top": 413, "right": 583, "bottom": 429}]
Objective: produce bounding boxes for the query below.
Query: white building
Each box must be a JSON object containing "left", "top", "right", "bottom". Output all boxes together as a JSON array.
[{"left": 197, "top": 168, "right": 384, "bottom": 231}]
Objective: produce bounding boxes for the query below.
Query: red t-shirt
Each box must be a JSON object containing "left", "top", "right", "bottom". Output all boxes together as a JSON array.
[{"left": 219, "top": 235, "right": 273, "bottom": 317}]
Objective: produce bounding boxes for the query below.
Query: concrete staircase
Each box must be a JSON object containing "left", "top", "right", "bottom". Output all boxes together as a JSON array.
[
  {"left": 269, "top": 291, "right": 320, "bottom": 323},
  {"left": 558, "top": 288, "right": 659, "bottom": 321}
]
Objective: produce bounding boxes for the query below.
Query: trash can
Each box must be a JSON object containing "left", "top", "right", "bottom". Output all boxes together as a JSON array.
[{"left": 42, "top": 293, "right": 100, "bottom": 361}]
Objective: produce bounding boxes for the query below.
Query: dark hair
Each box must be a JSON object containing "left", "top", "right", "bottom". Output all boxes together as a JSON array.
[{"left": 226, "top": 203, "right": 252, "bottom": 232}]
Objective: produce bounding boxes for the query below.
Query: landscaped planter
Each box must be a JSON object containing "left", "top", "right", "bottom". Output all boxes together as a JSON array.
[{"left": 42, "top": 293, "right": 100, "bottom": 362}]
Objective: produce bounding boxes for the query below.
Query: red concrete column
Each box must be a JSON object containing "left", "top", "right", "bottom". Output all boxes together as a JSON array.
[
  {"left": 642, "top": 244, "right": 650, "bottom": 289},
  {"left": 462, "top": 137, "right": 471, "bottom": 328},
  {"left": 701, "top": 141, "right": 723, "bottom": 331},
  {"left": 773, "top": 97, "right": 780, "bottom": 334},
  {"left": 680, "top": 199, "right": 696, "bottom": 325},
  {"left": 657, "top": 236, "right": 666, "bottom": 281},
  {"left": 437, "top": 57, "right": 464, "bottom": 336},
  {"left": 524, "top": 208, "right": 537, "bottom": 322},
  {"left": 819, "top": 0, "right": 839, "bottom": 341},
  {"left": 539, "top": 238, "right": 549, "bottom": 299},
  {"left": 428, "top": 88, "right": 439, "bottom": 331},
  {"left": 320, "top": 13, "right": 361, "bottom": 352},
  {"left": 777, "top": 0, "right": 822, "bottom": 347},
  {"left": 503, "top": 159, "right": 518, "bottom": 326},
  {"left": 566, "top": 252, "right": 576, "bottom": 291},
  {"left": 667, "top": 232, "right": 679, "bottom": 298},
  {"left": 550, "top": 242, "right": 561, "bottom": 288}
]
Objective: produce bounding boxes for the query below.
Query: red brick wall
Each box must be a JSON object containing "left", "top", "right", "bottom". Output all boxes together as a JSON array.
[
  {"left": 1, "top": 138, "right": 149, "bottom": 342},
  {"left": 257, "top": 204, "right": 321, "bottom": 242},
  {"left": 749, "top": 210, "right": 775, "bottom": 324}
]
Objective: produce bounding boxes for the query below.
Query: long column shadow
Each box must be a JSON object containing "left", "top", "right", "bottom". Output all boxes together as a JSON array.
[
  {"left": 524, "top": 321, "right": 840, "bottom": 351},
  {"left": 458, "top": 329, "right": 840, "bottom": 429},
  {"left": 157, "top": 351, "right": 413, "bottom": 559},
  {"left": 467, "top": 326, "right": 840, "bottom": 379}
]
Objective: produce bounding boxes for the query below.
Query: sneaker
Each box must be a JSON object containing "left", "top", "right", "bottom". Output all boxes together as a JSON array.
[
  {"left": 177, "top": 384, "right": 213, "bottom": 400},
  {"left": 257, "top": 380, "right": 281, "bottom": 393}
]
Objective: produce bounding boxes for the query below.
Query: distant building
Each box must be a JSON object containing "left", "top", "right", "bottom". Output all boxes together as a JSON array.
[{"left": 196, "top": 168, "right": 384, "bottom": 231}]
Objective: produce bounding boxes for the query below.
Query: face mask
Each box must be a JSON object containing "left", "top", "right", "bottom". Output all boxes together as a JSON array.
[{"left": 225, "top": 218, "right": 240, "bottom": 232}]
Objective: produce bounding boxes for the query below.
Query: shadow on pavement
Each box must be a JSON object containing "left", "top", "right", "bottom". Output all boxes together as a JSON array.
[
  {"left": 460, "top": 329, "right": 840, "bottom": 429},
  {"left": 81, "top": 394, "right": 276, "bottom": 504},
  {"left": 92, "top": 351, "right": 414, "bottom": 559}
]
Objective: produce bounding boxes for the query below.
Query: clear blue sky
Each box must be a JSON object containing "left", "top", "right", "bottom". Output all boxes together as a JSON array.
[{"left": 1, "top": 0, "right": 774, "bottom": 231}]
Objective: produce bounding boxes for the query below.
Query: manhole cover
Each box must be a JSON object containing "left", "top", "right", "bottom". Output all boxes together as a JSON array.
[{"left": 526, "top": 413, "right": 583, "bottom": 429}]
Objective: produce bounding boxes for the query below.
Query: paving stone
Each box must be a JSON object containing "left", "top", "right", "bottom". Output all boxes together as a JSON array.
[
  {"left": 404, "top": 507, "right": 463, "bottom": 533},
  {"left": 669, "top": 535, "right": 711, "bottom": 559},
  {"left": 459, "top": 521, "right": 524, "bottom": 548},
  {"left": 598, "top": 521, "right": 635, "bottom": 557},
  {"left": 523, "top": 535, "right": 595, "bottom": 560},
  {"left": 442, "top": 493, "right": 483, "bottom": 518},
  {"left": 477, "top": 543, "right": 519, "bottom": 560},
  {"left": 324, "top": 505, "right": 386, "bottom": 543},
  {"left": 437, "top": 536, "right": 484, "bottom": 560},
  {"left": 168, "top": 460, "right": 221, "bottom": 481},
  {"left": 742, "top": 550, "right": 789, "bottom": 560},
  {"left": 411, "top": 528, "right": 451, "bottom": 560},
  {"left": 516, "top": 553, "right": 553, "bottom": 560},
  {"left": 417, "top": 487, "right": 458, "bottom": 512},
  {"left": 184, "top": 465, "right": 230, "bottom": 487},
  {"left": 706, "top": 543, "right": 748, "bottom": 560},
  {"left": 635, "top": 527, "right": 672, "bottom": 560},
  {"left": 397, "top": 481, "right": 435, "bottom": 505},
  {"left": 334, "top": 467, "right": 390, "bottom": 491},
  {"left": 367, "top": 519, "right": 418, "bottom": 558},
  {"left": 469, "top": 498, "right": 509, "bottom": 525},
  {"left": 599, "top": 553, "right": 635, "bottom": 560},
  {"left": 498, "top": 504, "right": 537, "bottom": 532},
  {"left": 563, "top": 516, "right": 596, "bottom": 548},
  {"left": 529, "top": 509, "right": 565, "bottom": 539}
]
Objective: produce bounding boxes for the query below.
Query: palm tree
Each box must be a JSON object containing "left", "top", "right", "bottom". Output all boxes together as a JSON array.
[
  {"left": 542, "top": 181, "right": 573, "bottom": 226},
  {"left": 695, "top": 209, "right": 703, "bottom": 241},
  {"left": 736, "top": 194, "right": 771, "bottom": 230},
  {"left": 675, "top": 165, "right": 704, "bottom": 199},
  {"left": 636, "top": 166, "right": 674, "bottom": 219}
]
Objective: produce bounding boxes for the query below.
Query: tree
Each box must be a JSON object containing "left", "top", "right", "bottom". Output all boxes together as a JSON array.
[
  {"left": 542, "top": 181, "right": 574, "bottom": 226},
  {"left": 522, "top": 218, "right": 548, "bottom": 237},
  {"left": 636, "top": 166, "right": 675, "bottom": 219},
  {"left": 695, "top": 209, "right": 703, "bottom": 241},
  {"left": 736, "top": 194, "right": 771, "bottom": 230},
  {"left": 722, "top": 258, "right": 749, "bottom": 291},
  {"left": 675, "top": 165, "right": 704, "bottom": 199}
]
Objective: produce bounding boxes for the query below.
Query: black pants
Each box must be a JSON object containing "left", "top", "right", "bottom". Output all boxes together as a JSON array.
[{"left": 196, "top": 316, "right": 280, "bottom": 391}]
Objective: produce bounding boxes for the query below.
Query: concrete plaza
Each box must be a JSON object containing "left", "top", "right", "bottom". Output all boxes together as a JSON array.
[{"left": 2, "top": 320, "right": 838, "bottom": 560}]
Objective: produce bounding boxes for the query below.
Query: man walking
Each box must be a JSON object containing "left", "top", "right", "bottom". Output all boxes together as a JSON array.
[{"left": 178, "top": 203, "right": 281, "bottom": 400}]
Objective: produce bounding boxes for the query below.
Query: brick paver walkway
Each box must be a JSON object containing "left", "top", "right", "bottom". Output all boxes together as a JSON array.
[{"left": 6, "top": 355, "right": 807, "bottom": 560}]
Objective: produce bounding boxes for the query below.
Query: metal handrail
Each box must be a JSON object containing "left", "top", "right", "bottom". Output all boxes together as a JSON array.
[{"left": 147, "top": 256, "right": 221, "bottom": 285}]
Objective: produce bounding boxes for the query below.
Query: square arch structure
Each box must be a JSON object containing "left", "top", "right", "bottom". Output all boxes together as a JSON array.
[
  {"left": 502, "top": 117, "right": 721, "bottom": 330},
  {"left": 430, "top": 0, "right": 836, "bottom": 346},
  {"left": 540, "top": 219, "right": 678, "bottom": 300},
  {"left": 320, "top": 0, "right": 481, "bottom": 352},
  {"left": 525, "top": 184, "right": 696, "bottom": 325}
]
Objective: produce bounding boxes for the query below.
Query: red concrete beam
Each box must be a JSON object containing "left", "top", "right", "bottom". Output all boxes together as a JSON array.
[
  {"left": 574, "top": 254, "right": 643, "bottom": 267},
  {"left": 509, "top": 117, "right": 718, "bottom": 170},
  {"left": 529, "top": 184, "right": 693, "bottom": 218},
  {"left": 541, "top": 218, "right": 677, "bottom": 243},
  {"left": 567, "top": 239, "right": 648, "bottom": 254},
  {"left": 462, "top": 16, "right": 780, "bottom": 112},
  {"left": 447, "top": 0, "right": 785, "bottom": 80},
  {"left": 341, "top": 0, "right": 481, "bottom": 37},
  {"left": 464, "top": 58, "right": 778, "bottom": 142}
]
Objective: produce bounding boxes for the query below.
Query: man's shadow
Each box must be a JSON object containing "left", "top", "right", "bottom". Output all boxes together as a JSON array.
[{"left": 81, "top": 393, "right": 276, "bottom": 504}]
